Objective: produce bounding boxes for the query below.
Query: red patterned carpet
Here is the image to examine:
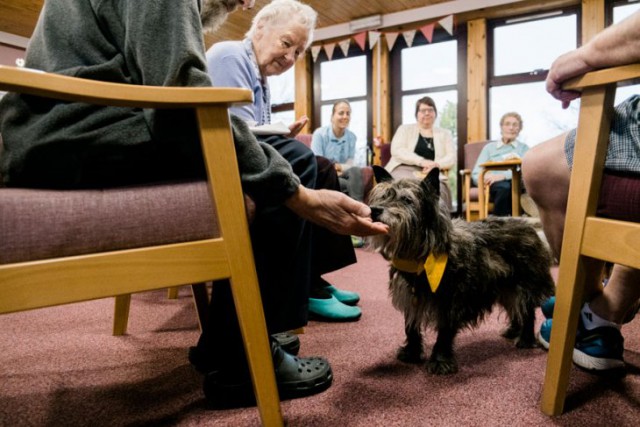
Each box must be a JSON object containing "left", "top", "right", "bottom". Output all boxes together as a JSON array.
[{"left": 1, "top": 248, "right": 639, "bottom": 426}]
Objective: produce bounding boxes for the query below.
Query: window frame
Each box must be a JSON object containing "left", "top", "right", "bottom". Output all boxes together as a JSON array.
[{"left": 312, "top": 43, "right": 373, "bottom": 146}]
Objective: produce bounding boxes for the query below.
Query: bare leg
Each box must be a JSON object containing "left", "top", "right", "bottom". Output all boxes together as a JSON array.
[
  {"left": 590, "top": 265, "right": 640, "bottom": 324},
  {"left": 521, "top": 132, "right": 571, "bottom": 259},
  {"left": 523, "top": 134, "right": 640, "bottom": 325}
]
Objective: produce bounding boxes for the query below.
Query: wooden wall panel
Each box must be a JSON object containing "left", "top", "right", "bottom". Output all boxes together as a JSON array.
[
  {"left": 294, "top": 55, "right": 313, "bottom": 133},
  {"left": 581, "top": 0, "right": 605, "bottom": 43},
  {"left": 466, "top": 19, "right": 487, "bottom": 144},
  {"left": 371, "top": 41, "right": 391, "bottom": 165}
]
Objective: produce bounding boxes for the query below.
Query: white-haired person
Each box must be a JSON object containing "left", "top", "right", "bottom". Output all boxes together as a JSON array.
[
  {"left": 0, "top": 0, "right": 387, "bottom": 408},
  {"left": 471, "top": 112, "right": 529, "bottom": 216},
  {"left": 207, "top": 0, "right": 364, "bottom": 322}
]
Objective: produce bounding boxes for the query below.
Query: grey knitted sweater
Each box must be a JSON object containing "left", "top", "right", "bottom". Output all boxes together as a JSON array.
[{"left": 0, "top": 0, "right": 300, "bottom": 206}]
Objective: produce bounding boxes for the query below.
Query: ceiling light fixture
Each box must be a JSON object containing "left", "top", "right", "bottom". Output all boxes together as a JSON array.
[{"left": 348, "top": 15, "right": 382, "bottom": 32}]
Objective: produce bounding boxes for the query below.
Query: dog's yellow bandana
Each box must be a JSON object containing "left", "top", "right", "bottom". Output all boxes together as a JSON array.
[{"left": 391, "top": 252, "right": 449, "bottom": 293}]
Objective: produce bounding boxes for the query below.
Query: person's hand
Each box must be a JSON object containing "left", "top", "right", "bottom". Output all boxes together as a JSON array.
[
  {"left": 285, "top": 185, "right": 389, "bottom": 236},
  {"left": 483, "top": 174, "right": 506, "bottom": 186},
  {"left": 546, "top": 49, "right": 594, "bottom": 109},
  {"left": 420, "top": 160, "right": 439, "bottom": 175},
  {"left": 287, "top": 115, "right": 309, "bottom": 138}
]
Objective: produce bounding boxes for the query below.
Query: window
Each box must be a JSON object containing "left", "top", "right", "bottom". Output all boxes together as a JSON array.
[
  {"left": 268, "top": 67, "right": 295, "bottom": 125},
  {"left": 313, "top": 47, "right": 372, "bottom": 166},
  {"left": 610, "top": 0, "right": 640, "bottom": 103},
  {"left": 489, "top": 10, "right": 580, "bottom": 146},
  {"left": 391, "top": 30, "right": 461, "bottom": 207}
]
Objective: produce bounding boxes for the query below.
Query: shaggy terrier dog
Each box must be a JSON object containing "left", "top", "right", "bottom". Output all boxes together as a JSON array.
[{"left": 368, "top": 166, "right": 554, "bottom": 375}]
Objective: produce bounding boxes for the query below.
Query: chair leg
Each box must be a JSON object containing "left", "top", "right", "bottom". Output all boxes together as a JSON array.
[
  {"left": 191, "top": 283, "right": 210, "bottom": 332},
  {"left": 167, "top": 287, "right": 180, "bottom": 299},
  {"left": 541, "top": 257, "right": 603, "bottom": 415},
  {"left": 230, "top": 276, "right": 283, "bottom": 425},
  {"left": 113, "top": 294, "right": 132, "bottom": 336}
]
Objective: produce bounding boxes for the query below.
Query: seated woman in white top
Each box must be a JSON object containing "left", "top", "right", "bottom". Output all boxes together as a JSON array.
[{"left": 385, "top": 96, "right": 456, "bottom": 212}]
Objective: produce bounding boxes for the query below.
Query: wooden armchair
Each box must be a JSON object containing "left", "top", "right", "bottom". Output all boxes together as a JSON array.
[
  {"left": 460, "top": 141, "right": 524, "bottom": 221},
  {"left": 540, "top": 63, "right": 640, "bottom": 416},
  {"left": 460, "top": 141, "right": 491, "bottom": 221},
  {"left": 0, "top": 66, "right": 283, "bottom": 426}
]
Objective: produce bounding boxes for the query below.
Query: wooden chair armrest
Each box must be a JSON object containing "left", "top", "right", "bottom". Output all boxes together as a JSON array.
[
  {"left": 459, "top": 168, "right": 471, "bottom": 177},
  {"left": 0, "top": 65, "right": 252, "bottom": 108},
  {"left": 563, "top": 64, "right": 640, "bottom": 91}
]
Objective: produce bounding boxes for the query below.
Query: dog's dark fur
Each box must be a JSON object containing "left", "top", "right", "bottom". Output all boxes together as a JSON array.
[{"left": 368, "top": 166, "right": 555, "bottom": 375}]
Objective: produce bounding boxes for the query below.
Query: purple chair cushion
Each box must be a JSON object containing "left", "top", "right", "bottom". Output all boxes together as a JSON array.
[{"left": 0, "top": 181, "right": 219, "bottom": 264}]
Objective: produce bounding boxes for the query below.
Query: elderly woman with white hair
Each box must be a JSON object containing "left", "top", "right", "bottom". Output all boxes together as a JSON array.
[{"left": 206, "top": 0, "right": 364, "bottom": 323}]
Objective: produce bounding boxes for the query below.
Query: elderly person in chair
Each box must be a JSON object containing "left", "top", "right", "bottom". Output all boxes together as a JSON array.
[
  {"left": 206, "top": 0, "right": 363, "bottom": 323},
  {"left": 0, "top": 0, "right": 387, "bottom": 409},
  {"left": 471, "top": 112, "right": 529, "bottom": 217}
]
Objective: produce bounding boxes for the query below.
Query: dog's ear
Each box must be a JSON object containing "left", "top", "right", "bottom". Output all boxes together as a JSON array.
[
  {"left": 372, "top": 165, "right": 394, "bottom": 184},
  {"left": 422, "top": 167, "right": 441, "bottom": 196}
]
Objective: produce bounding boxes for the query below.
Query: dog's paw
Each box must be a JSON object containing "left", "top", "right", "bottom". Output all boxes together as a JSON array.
[
  {"left": 426, "top": 356, "right": 458, "bottom": 375},
  {"left": 501, "top": 326, "right": 521, "bottom": 340},
  {"left": 396, "top": 345, "right": 424, "bottom": 364},
  {"left": 514, "top": 336, "right": 538, "bottom": 349}
]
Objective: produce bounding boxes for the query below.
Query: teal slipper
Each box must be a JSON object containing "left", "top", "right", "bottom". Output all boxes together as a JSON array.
[
  {"left": 309, "top": 295, "right": 361, "bottom": 321},
  {"left": 325, "top": 285, "right": 360, "bottom": 306}
]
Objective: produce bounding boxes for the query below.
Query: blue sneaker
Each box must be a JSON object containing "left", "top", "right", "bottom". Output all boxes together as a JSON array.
[
  {"left": 537, "top": 318, "right": 552, "bottom": 349},
  {"left": 536, "top": 318, "right": 625, "bottom": 371},
  {"left": 541, "top": 296, "right": 555, "bottom": 319},
  {"left": 573, "top": 324, "right": 625, "bottom": 371}
]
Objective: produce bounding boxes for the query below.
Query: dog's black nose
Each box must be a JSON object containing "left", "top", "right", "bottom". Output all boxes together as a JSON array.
[{"left": 370, "top": 206, "right": 384, "bottom": 222}]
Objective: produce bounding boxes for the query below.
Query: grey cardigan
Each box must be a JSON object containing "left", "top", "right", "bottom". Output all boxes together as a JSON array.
[{"left": 0, "top": 0, "right": 299, "bottom": 207}]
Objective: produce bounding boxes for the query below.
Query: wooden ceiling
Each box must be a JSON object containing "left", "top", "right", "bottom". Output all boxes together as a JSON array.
[
  {"left": 1, "top": 0, "right": 580, "bottom": 48},
  {"left": 0, "top": 0, "right": 453, "bottom": 44}
]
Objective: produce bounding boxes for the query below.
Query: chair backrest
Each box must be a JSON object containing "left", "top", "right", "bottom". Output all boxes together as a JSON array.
[
  {"left": 464, "top": 140, "right": 490, "bottom": 171},
  {"left": 379, "top": 143, "right": 391, "bottom": 167},
  {"left": 0, "top": 66, "right": 283, "bottom": 426},
  {"left": 297, "top": 133, "right": 312, "bottom": 148}
]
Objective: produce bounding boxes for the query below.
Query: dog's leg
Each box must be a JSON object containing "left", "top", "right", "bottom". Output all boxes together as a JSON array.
[
  {"left": 514, "top": 306, "right": 537, "bottom": 348},
  {"left": 397, "top": 322, "right": 424, "bottom": 363},
  {"left": 426, "top": 326, "right": 458, "bottom": 375},
  {"left": 501, "top": 318, "right": 522, "bottom": 340}
]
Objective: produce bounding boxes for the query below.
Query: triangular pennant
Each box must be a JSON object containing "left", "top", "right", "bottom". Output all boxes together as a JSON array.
[
  {"left": 368, "top": 31, "right": 380, "bottom": 50},
  {"left": 420, "top": 23, "right": 435, "bottom": 43},
  {"left": 354, "top": 32, "right": 367, "bottom": 51},
  {"left": 311, "top": 45, "right": 322, "bottom": 62},
  {"left": 438, "top": 15, "right": 454, "bottom": 35},
  {"left": 324, "top": 43, "right": 336, "bottom": 60},
  {"left": 385, "top": 32, "right": 399, "bottom": 51},
  {"left": 402, "top": 29, "right": 417, "bottom": 48},
  {"left": 338, "top": 39, "right": 351, "bottom": 57}
]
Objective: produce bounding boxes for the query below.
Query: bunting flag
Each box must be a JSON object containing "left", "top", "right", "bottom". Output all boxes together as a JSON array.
[
  {"left": 309, "top": 14, "right": 457, "bottom": 61},
  {"left": 385, "top": 32, "right": 399, "bottom": 51},
  {"left": 420, "top": 23, "right": 435, "bottom": 43},
  {"left": 338, "top": 39, "right": 351, "bottom": 57},
  {"left": 438, "top": 15, "right": 454, "bottom": 35},
  {"left": 311, "top": 45, "right": 322, "bottom": 62},
  {"left": 354, "top": 32, "right": 367, "bottom": 51},
  {"left": 323, "top": 42, "right": 336, "bottom": 60},
  {"left": 368, "top": 31, "right": 381, "bottom": 50},
  {"left": 402, "top": 29, "right": 417, "bottom": 48}
]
